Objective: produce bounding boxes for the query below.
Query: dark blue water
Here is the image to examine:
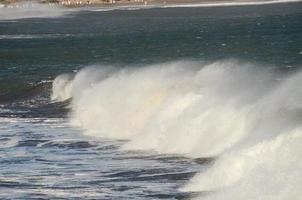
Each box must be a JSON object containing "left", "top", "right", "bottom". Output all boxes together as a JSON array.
[{"left": 0, "top": 118, "right": 206, "bottom": 199}]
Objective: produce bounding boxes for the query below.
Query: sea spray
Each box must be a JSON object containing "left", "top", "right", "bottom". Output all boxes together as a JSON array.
[
  {"left": 51, "top": 74, "right": 73, "bottom": 101},
  {"left": 52, "top": 60, "right": 302, "bottom": 199},
  {"left": 182, "top": 130, "right": 302, "bottom": 200},
  {"left": 53, "top": 60, "right": 273, "bottom": 154},
  {"left": 180, "top": 68, "right": 302, "bottom": 199}
]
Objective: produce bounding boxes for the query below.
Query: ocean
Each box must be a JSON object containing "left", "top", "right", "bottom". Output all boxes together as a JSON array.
[{"left": 0, "top": 1, "right": 302, "bottom": 199}]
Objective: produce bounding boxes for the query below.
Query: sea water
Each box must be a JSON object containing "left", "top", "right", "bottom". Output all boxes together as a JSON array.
[{"left": 0, "top": 2, "right": 302, "bottom": 199}]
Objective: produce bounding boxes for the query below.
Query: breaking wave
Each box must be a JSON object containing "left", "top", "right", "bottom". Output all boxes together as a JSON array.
[{"left": 52, "top": 60, "right": 302, "bottom": 199}]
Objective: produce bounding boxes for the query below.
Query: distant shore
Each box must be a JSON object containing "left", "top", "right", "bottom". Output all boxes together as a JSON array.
[{"left": 1, "top": 0, "right": 301, "bottom": 8}]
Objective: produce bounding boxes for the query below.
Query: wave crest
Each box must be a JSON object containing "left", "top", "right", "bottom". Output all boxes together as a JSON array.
[{"left": 52, "top": 60, "right": 302, "bottom": 199}]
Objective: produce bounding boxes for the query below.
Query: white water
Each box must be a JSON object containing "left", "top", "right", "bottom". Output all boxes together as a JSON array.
[
  {"left": 182, "top": 130, "right": 302, "bottom": 200},
  {"left": 90, "top": 0, "right": 302, "bottom": 12},
  {"left": 165, "top": 0, "right": 302, "bottom": 8},
  {"left": 52, "top": 60, "right": 302, "bottom": 199}
]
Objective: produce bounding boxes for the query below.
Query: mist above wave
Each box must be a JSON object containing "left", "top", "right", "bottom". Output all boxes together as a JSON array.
[{"left": 52, "top": 60, "right": 302, "bottom": 199}]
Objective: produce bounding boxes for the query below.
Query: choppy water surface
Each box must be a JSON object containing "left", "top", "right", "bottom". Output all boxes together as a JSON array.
[
  {"left": 0, "top": 2, "right": 302, "bottom": 200},
  {"left": 0, "top": 118, "right": 204, "bottom": 199}
]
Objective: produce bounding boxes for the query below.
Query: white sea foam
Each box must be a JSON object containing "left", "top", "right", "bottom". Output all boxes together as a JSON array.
[
  {"left": 0, "top": 34, "right": 42, "bottom": 40},
  {"left": 52, "top": 60, "right": 302, "bottom": 199},
  {"left": 164, "top": 0, "right": 302, "bottom": 8},
  {"left": 182, "top": 130, "right": 302, "bottom": 200},
  {"left": 0, "top": 2, "right": 69, "bottom": 20},
  {"left": 0, "top": 33, "right": 82, "bottom": 40},
  {"left": 90, "top": 0, "right": 302, "bottom": 12}
]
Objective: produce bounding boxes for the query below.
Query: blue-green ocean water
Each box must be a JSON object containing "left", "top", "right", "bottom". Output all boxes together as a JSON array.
[
  {"left": 0, "top": 2, "right": 302, "bottom": 199},
  {"left": 1, "top": 2, "right": 301, "bottom": 106}
]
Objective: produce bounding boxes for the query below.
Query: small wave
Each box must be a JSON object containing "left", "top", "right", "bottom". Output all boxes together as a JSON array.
[
  {"left": 90, "top": 7, "right": 117, "bottom": 12},
  {"left": 38, "top": 139, "right": 97, "bottom": 149},
  {"left": 0, "top": 79, "right": 52, "bottom": 103},
  {"left": 16, "top": 139, "right": 49, "bottom": 147},
  {"left": 0, "top": 79, "right": 71, "bottom": 118},
  {"left": 0, "top": 34, "right": 44, "bottom": 40},
  {"left": 90, "top": 5, "right": 159, "bottom": 12},
  {"left": 0, "top": 33, "right": 91, "bottom": 40},
  {"left": 0, "top": 180, "right": 40, "bottom": 189}
]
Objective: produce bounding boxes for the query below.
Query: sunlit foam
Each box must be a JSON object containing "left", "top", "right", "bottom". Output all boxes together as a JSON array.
[{"left": 52, "top": 60, "right": 302, "bottom": 199}]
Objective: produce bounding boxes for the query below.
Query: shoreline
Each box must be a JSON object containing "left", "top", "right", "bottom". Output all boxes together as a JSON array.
[{"left": 0, "top": 0, "right": 301, "bottom": 8}]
